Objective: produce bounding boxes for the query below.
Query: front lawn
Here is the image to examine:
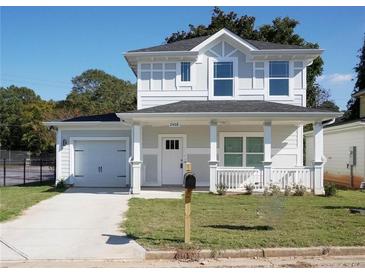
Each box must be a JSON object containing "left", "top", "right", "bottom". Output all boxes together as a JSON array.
[
  {"left": 124, "top": 190, "right": 365, "bottom": 250},
  {"left": 0, "top": 181, "right": 66, "bottom": 222}
]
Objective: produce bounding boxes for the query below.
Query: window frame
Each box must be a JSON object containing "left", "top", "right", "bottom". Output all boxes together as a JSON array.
[
  {"left": 245, "top": 137, "right": 264, "bottom": 167},
  {"left": 266, "top": 60, "right": 293, "bottom": 101},
  {"left": 180, "top": 62, "right": 191, "bottom": 82},
  {"left": 138, "top": 62, "right": 177, "bottom": 91},
  {"left": 219, "top": 132, "right": 264, "bottom": 168},
  {"left": 209, "top": 57, "right": 237, "bottom": 100}
]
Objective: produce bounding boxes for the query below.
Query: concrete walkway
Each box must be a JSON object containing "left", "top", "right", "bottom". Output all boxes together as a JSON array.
[{"left": 0, "top": 187, "right": 145, "bottom": 261}]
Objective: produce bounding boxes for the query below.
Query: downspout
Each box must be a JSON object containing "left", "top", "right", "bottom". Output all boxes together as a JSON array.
[{"left": 322, "top": 118, "right": 336, "bottom": 127}]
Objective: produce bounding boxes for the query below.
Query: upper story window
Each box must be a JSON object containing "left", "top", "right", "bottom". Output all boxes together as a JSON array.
[
  {"left": 139, "top": 62, "right": 177, "bottom": 91},
  {"left": 181, "top": 62, "right": 191, "bottom": 82},
  {"left": 269, "top": 61, "right": 289, "bottom": 96},
  {"left": 214, "top": 61, "right": 233, "bottom": 96}
]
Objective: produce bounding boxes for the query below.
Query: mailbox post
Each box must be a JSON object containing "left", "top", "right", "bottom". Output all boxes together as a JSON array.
[{"left": 183, "top": 162, "right": 196, "bottom": 244}]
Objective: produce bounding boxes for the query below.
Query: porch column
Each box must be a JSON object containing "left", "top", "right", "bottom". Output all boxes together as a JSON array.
[
  {"left": 209, "top": 120, "right": 218, "bottom": 193},
  {"left": 313, "top": 121, "right": 324, "bottom": 195},
  {"left": 55, "top": 128, "right": 62, "bottom": 185},
  {"left": 131, "top": 123, "right": 142, "bottom": 194},
  {"left": 263, "top": 121, "right": 272, "bottom": 186}
]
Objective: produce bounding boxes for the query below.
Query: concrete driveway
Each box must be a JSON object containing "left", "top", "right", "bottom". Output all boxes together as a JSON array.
[{"left": 0, "top": 188, "right": 145, "bottom": 261}]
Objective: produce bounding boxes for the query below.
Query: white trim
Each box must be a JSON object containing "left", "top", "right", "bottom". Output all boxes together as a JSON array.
[
  {"left": 191, "top": 28, "right": 257, "bottom": 52},
  {"left": 208, "top": 56, "right": 238, "bottom": 100},
  {"left": 219, "top": 132, "right": 264, "bottom": 168},
  {"left": 263, "top": 121, "right": 272, "bottom": 162},
  {"left": 304, "top": 121, "right": 365, "bottom": 136},
  {"left": 157, "top": 134, "right": 187, "bottom": 186},
  {"left": 266, "top": 60, "right": 294, "bottom": 101},
  {"left": 297, "top": 125, "right": 304, "bottom": 166},
  {"left": 56, "top": 129, "right": 62, "bottom": 182},
  {"left": 69, "top": 137, "right": 130, "bottom": 186}
]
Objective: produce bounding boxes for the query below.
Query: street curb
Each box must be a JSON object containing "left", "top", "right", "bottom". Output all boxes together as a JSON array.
[{"left": 145, "top": 246, "right": 365, "bottom": 260}]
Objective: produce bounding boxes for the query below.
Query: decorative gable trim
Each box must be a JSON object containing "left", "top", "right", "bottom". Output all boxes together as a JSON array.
[{"left": 191, "top": 28, "right": 257, "bottom": 52}]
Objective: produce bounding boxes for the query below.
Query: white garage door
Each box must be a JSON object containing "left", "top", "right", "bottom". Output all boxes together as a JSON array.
[{"left": 73, "top": 140, "right": 128, "bottom": 187}]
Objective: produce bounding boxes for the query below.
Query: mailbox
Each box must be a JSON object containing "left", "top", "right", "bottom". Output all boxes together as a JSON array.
[{"left": 184, "top": 173, "right": 196, "bottom": 189}]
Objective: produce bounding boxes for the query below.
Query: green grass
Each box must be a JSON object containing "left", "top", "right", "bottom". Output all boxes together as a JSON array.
[
  {"left": 0, "top": 181, "right": 67, "bottom": 222},
  {"left": 124, "top": 190, "right": 365, "bottom": 250}
]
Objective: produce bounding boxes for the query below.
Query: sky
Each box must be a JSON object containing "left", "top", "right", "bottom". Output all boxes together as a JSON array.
[{"left": 1, "top": 6, "right": 365, "bottom": 110}]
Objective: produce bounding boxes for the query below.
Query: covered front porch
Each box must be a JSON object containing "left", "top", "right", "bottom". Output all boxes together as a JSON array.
[
  {"left": 118, "top": 100, "right": 340, "bottom": 195},
  {"left": 126, "top": 120, "right": 326, "bottom": 195}
]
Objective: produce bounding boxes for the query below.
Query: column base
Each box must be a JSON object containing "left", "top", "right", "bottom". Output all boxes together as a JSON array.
[
  {"left": 209, "top": 161, "right": 219, "bottom": 193},
  {"left": 313, "top": 161, "right": 324, "bottom": 195},
  {"left": 263, "top": 162, "right": 272, "bottom": 187},
  {"left": 131, "top": 160, "right": 142, "bottom": 194}
]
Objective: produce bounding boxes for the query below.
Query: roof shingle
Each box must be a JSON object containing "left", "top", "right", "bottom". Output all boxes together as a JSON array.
[{"left": 130, "top": 100, "right": 337, "bottom": 114}]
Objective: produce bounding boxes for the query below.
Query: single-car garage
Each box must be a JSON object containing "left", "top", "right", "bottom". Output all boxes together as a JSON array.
[{"left": 70, "top": 137, "right": 129, "bottom": 187}]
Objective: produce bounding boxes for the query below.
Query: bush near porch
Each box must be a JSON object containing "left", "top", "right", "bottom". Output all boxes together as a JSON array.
[
  {"left": 0, "top": 181, "right": 67, "bottom": 222},
  {"left": 123, "top": 190, "right": 365, "bottom": 250}
]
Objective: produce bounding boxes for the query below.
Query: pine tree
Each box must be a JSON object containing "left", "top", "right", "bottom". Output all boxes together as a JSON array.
[{"left": 345, "top": 33, "right": 365, "bottom": 120}]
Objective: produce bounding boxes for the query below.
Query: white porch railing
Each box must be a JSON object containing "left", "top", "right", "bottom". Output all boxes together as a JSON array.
[
  {"left": 270, "top": 167, "right": 313, "bottom": 190},
  {"left": 216, "top": 166, "right": 314, "bottom": 192},
  {"left": 216, "top": 167, "right": 263, "bottom": 191}
]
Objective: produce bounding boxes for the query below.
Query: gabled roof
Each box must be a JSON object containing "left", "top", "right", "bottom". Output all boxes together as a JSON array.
[
  {"left": 128, "top": 30, "right": 312, "bottom": 53},
  {"left": 63, "top": 113, "right": 120, "bottom": 122},
  {"left": 125, "top": 28, "right": 323, "bottom": 76},
  {"left": 129, "top": 100, "right": 338, "bottom": 114},
  {"left": 128, "top": 36, "right": 211, "bottom": 53}
]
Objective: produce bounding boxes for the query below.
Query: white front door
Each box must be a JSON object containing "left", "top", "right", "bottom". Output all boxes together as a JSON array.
[
  {"left": 74, "top": 140, "right": 128, "bottom": 187},
  {"left": 161, "top": 138, "right": 183, "bottom": 185}
]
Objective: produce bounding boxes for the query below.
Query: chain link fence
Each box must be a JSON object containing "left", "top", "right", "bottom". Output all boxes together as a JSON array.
[{"left": 0, "top": 150, "right": 56, "bottom": 187}]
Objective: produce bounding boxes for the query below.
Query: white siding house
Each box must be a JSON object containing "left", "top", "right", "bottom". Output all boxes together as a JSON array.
[
  {"left": 305, "top": 90, "right": 365, "bottom": 189},
  {"left": 46, "top": 28, "right": 341, "bottom": 195}
]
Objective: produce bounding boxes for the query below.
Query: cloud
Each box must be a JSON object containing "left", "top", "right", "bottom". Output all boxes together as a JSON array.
[{"left": 318, "top": 73, "right": 353, "bottom": 85}]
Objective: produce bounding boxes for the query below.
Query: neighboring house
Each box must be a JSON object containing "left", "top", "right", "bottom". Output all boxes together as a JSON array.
[
  {"left": 305, "top": 89, "right": 365, "bottom": 189},
  {"left": 46, "top": 28, "right": 341, "bottom": 195}
]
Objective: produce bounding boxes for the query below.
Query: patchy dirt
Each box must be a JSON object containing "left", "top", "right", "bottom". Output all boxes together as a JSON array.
[{"left": 325, "top": 172, "right": 363, "bottom": 189}]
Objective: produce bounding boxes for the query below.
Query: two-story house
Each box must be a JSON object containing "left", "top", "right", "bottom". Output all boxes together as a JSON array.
[{"left": 46, "top": 28, "right": 341, "bottom": 195}]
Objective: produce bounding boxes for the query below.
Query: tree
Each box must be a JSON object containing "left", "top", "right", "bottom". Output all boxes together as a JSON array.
[
  {"left": 345, "top": 33, "right": 365, "bottom": 120},
  {"left": 64, "top": 69, "right": 136, "bottom": 117},
  {"left": 319, "top": 100, "right": 340, "bottom": 112},
  {"left": 0, "top": 85, "right": 55, "bottom": 153},
  {"left": 165, "top": 7, "right": 325, "bottom": 107}
]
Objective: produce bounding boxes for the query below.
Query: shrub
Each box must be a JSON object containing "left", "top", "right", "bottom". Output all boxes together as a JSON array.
[
  {"left": 245, "top": 183, "right": 255, "bottom": 195},
  {"left": 263, "top": 187, "right": 270, "bottom": 196},
  {"left": 216, "top": 181, "right": 227, "bottom": 195},
  {"left": 293, "top": 184, "right": 306, "bottom": 196},
  {"left": 284, "top": 185, "right": 292, "bottom": 196},
  {"left": 270, "top": 184, "right": 281, "bottom": 196},
  {"left": 56, "top": 178, "right": 66, "bottom": 189},
  {"left": 324, "top": 183, "right": 337, "bottom": 197}
]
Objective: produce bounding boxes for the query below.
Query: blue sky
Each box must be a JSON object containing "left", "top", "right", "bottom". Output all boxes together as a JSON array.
[{"left": 1, "top": 6, "right": 364, "bottom": 110}]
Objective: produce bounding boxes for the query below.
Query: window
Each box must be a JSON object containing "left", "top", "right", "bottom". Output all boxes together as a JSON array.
[
  {"left": 224, "top": 137, "right": 243, "bottom": 167},
  {"left": 246, "top": 137, "right": 264, "bottom": 166},
  {"left": 165, "top": 139, "right": 179, "bottom": 150},
  {"left": 269, "top": 61, "right": 289, "bottom": 96},
  {"left": 139, "top": 63, "right": 177, "bottom": 91},
  {"left": 214, "top": 62, "right": 233, "bottom": 96},
  {"left": 181, "top": 62, "right": 191, "bottom": 82},
  {"left": 253, "top": 62, "right": 264, "bottom": 89}
]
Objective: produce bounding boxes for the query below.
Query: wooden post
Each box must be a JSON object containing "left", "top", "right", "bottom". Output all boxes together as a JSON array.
[{"left": 184, "top": 188, "right": 192, "bottom": 244}]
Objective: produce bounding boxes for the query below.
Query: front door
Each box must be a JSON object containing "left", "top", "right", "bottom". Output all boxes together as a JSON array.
[{"left": 161, "top": 138, "right": 183, "bottom": 185}]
